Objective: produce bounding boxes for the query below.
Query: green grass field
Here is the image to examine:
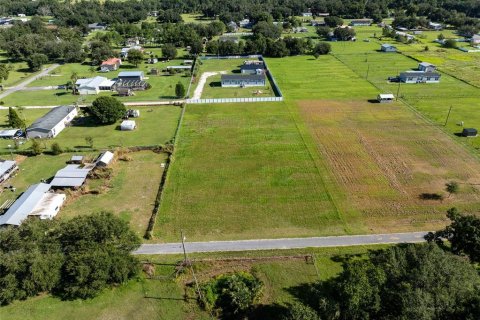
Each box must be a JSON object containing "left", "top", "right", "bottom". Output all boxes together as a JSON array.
[
  {"left": 0, "top": 245, "right": 384, "bottom": 320},
  {"left": 0, "top": 105, "right": 181, "bottom": 153}
]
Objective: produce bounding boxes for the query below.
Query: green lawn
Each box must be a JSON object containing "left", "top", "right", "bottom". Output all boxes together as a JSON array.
[
  {"left": 61, "top": 151, "right": 167, "bottom": 237},
  {"left": 156, "top": 102, "right": 362, "bottom": 241},
  {"left": 0, "top": 52, "right": 51, "bottom": 88},
  {"left": 0, "top": 105, "right": 181, "bottom": 153},
  {"left": 0, "top": 245, "right": 385, "bottom": 320}
]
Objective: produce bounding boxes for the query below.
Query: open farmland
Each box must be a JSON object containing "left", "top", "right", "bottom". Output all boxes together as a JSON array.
[
  {"left": 298, "top": 100, "right": 480, "bottom": 232},
  {"left": 156, "top": 102, "right": 363, "bottom": 241}
]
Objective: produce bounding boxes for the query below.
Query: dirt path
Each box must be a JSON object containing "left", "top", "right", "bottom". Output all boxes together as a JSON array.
[{"left": 192, "top": 71, "right": 226, "bottom": 100}]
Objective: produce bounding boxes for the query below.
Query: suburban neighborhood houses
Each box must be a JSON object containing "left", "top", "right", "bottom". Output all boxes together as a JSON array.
[{"left": 1, "top": 1, "right": 480, "bottom": 319}]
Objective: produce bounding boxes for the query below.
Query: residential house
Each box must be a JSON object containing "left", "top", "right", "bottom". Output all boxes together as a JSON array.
[
  {"left": 302, "top": 12, "right": 313, "bottom": 17},
  {"left": 418, "top": 62, "right": 436, "bottom": 72},
  {"left": 183, "top": 60, "right": 194, "bottom": 65},
  {"left": 221, "top": 74, "right": 266, "bottom": 87},
  {"left": 349, "top": 19, "right": 372, "bottom": 26},
  {"left": 395, "top": 31, "right": 415, "bottom": 41},
  {"left": 239, "top": 19, "right": 252, "bottom": 28},
  {"left": 293, "top": 27, "right": 309, "bottom": 33},
  {"left": 88, "top": 23, "right": 107, "bottom": 31},
  {"left": 0, "top": 160, "right": 18, "bottom": 183},
  {"left": 75, "top": 76, "right": 116, "bottom": 95},
  {"left": 100, "top": 58, "right": 122, "bottom": 72},
  {"left": 380, "top": 44, "right": 397, "bottom": 52},
  {"left": 0, "top": 183, "right": 65, "bottom": 226},
  {"left": 311, "top": 20, "right": 326, "bottom": 27},
  {"left": 399, "top": 71, "right": 441, "bottom": 83},
  {"left": 26, "top": 106, "right": 78, "bottom": 139},
  {"left": 148, "top": 57, "right": 158, "bottom": 64}
]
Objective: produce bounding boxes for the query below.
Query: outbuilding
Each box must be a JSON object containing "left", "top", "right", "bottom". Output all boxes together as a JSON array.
[
  {"left": 377, "top": 94, "right": 395, "bottom": 103},
  {"left": 418, "top": 62, "right": 436, "bottom": 72},
  {"left": 0, "top": 160, "right": 18, "bottom": 184},
  {"left": 26, "top": 106, "right": 78, "bottom": 139},
  {"left": 28, "top": 193, "right": 66, "bottom": 220},
  {"left": 95, "top": 151, "right": 114, "bottom": 167},
  {"left": 0, "top": 129, "right": 22, "bottom": 139},
  {"left": 462, "top": 128, "right": 477, "bottom": 137},
  {"left": 50, "top": 164, "right": 91, "bottom": 188},
  {"left": 120, "top": 120, "right": 136, "bottom": 131},
  {"left": 118, "top": 71, "right": 145, "bottom": 81},
  {"left": 380, "top": 44, "right": 397, "bottom": 52}
]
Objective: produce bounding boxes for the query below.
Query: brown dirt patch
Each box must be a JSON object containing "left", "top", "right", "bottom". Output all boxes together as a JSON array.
[{"left": 298, "top": 100, "right": 480, "bottom": 230}]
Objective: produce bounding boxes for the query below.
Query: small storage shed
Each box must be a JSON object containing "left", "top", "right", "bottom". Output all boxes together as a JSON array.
[
  {"left": 96, "top": 151, "right": 114, "bottom": 167},
  {"left": 377, "top": 94, "right": 395, "bottom": 103},
  {"left": 121, "top": 120, "right": 136, "bottom": 131},
  {"left": 70, "top": 155, "right": 84, "bottom": 164},
  {"left": 462, "top": 128, "right": 477, "bottom": 137}
]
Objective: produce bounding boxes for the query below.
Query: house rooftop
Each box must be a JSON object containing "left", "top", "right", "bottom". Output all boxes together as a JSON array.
[
  {"left": 222, "top": 74, "right": 266, "bottom": 81},
  {"left": 27, "top": 106, "right": 76, "bottom": 132},
  {"left": 0, "top": 160, "right": 16, "bottom": 176},
  {"left": 118, "top": 71, "right": 144, "bottom": 78},
  {"left": 0, "top": 183, "right": 51, "bottom": 226},
  {"left": 400, "top": 71, "right": 440, "bottom": 77},
  {"left": 241, "top": 63, "right": 265, "bottom": 70},
  {"left": 101, "top": 58, "right": 121, "bottom": 65},
  {"left": 419, "top": 62, "right": 435, "bottom": 67}
]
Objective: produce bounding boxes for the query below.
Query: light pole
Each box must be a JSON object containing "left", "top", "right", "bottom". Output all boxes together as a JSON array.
[{"left": 7, "top": 144, "right": 13, "bottom": 160}]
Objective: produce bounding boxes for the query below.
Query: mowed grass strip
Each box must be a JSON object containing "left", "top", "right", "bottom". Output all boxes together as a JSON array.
[
  {"left": 297, "top": 99, "right": 480, "bottom": 233},
  {"left": 156, "top": 102, "right": 358, "bottom": 241}
]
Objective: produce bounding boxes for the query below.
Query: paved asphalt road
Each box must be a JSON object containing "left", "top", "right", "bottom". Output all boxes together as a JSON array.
[
  {"left": 0, "top": 64, "right": 60, "bottom": 99},
  {"left": 134, "top": 231, "right": 428, "bottom": 255}
]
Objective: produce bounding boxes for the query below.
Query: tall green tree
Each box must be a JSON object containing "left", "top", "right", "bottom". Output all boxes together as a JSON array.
[
  {"left": 127, "top": 49, "right": 143, "bottom": 67},
  {"left": 161, "top": 43, "right": 177, "bottom": 60},
  {"left": 7, "top": 107, "right": 25, "bottom": 128},
  {"left": 175, "top": 82, "right": 186, "bottom": 98},
  {"left": 89, "top": 96, "right": 126, "bottom": 124},
  {"left": 27, "top": 53, "right": 48, "bottom": 71},
  {"left": 0, "top": 64, "right": 11, "bottom": 84}
]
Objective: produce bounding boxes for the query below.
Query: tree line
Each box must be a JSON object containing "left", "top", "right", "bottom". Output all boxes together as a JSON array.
[{"left": 0, "top": 212, "right": 140, "bottom": 305}]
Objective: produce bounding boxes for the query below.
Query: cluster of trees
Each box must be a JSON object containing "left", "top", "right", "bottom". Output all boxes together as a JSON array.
[
  {"left": 1, "top": 0, "right": 478, "bottom": 31},
  {"left": 0, "top": 17, "right": 84, "bottom": 70},
  {"left": 0, "top": 212, "right": 140, "bottom": 305},
  {"left": 277, "top": 209, "right": 480, "bottom": 320},
  {"left": 201, "top": 272, "right": 264, "bottom": 318},
  {"left": 88, "top": 97, "right": 127, "bottom": 125}
]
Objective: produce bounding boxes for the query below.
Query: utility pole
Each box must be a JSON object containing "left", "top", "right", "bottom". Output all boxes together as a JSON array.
[
  {"left": 366, "top": 64, "right": 370, "bottom": 80},
  {"left": 180, "top": 230, "right": 188, "bottom": 264},
  {"left": 444, "top": 105, "right": 453, "bottom": 126}
]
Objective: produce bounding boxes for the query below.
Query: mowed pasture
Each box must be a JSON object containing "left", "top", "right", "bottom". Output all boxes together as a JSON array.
[
  {"left": 298, "top": 99, "right": 480, "bottom": 232},
  {"left": 156, "top": 102, "right": 363, "bottom": 241}
]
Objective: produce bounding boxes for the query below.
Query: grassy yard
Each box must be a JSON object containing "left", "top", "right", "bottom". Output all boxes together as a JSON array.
[
  {"left": 0, "top": 245, "right": 384, "bottom": 320},
  {"left": 193, "top": 58, "right": 276, "bottom": 99},
  {"left": 61, "top": 151, "right": 167, "bottom": 237},
  {"left": 0, "top": 105, "right": 181, "bottom": 153},
  {"left": 0, "top": 52, "right": 51, "bottom": 88}
]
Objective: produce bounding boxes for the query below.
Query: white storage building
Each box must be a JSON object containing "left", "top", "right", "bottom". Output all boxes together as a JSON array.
[
  {"left": 96, "top": 151, "right": 114, "bottom": 167},
  {"left": 120, "top": 120, "right": 136, "bottom": 131},
  {"left": 0, "top": 160, "right": 18, "bottom": 183}
]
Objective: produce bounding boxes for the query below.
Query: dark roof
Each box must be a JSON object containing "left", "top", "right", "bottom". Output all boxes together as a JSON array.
[
  {"left": 27, "top": 106, "right": 76, "bottom": 132},
  {"left": 115, "top": 80, "right": 147, "bottom": 88},
  {"left": 241, "top": 63, "right": 265, "bottom": 70},
  {"left": 400, "top": 71, "right": 440, "bottom": 77},
  {"left": 221, "top": 74, "right": 266, "bottom": 81},
  {"left": 463, "top": 128, "right": 477, "bottom": 133}
]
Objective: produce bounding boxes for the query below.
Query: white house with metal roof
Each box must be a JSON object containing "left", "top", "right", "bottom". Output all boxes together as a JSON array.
[
  {"left": 26, "top": 106, "right": 78, "bottom": 139},
  {"left": 75, "top": 76, "right": 116, "bottom": 95},
  {"left": 0, "top": 183, "right": 65, "bottom": 226}
]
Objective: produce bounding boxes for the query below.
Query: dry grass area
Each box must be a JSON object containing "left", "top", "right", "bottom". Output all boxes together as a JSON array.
[{"left": 298, "top": 100, "right": 480, "bottom": 232}]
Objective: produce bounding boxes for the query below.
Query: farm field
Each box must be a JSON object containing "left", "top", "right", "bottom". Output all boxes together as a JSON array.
[
  {"left": 0, "top": 105, "right": 181, "bottom": 153},
  {"left": 297, "top": 100, "right": 480, "bottom": 232},
  {"left": 193, "top": 58, "right": 275, "bottom": 99},
  {"left": 156, "top": 102, "right": 362, "bottom": 241},
  {"left": 0, "top": 245, "right": 383, "bottom": 320},
  {"left": 61, "top": 150, "right": 167, "bottom": 236}
]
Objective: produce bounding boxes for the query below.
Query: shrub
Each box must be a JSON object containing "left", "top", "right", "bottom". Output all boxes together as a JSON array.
[{"left": 50, "top": 142, "right": 63, "bottom": 155}]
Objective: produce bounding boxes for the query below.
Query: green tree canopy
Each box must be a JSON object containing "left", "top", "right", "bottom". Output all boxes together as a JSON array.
[
  {"left": 175, "top": 82, "right": 185, "bottom": 98},
  {"left": 27, "top": 53, "right": 48, "bottom": 71},
  {"left": 7, "top": 107, "right": 25, "bottom": 128},
  {"left": 127, "top": 49, "right": 143, "bottom": 67},
  {"left": 161, "top": 43, "right": 177, "bottom": 60},
  {"left": 89, "top": 96, "right": 126, "bottom": 125}
]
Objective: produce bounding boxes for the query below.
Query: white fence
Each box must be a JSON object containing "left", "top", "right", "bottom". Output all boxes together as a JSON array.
[{"left": 187, "top": 97, "right": 283, "bottom": 104}]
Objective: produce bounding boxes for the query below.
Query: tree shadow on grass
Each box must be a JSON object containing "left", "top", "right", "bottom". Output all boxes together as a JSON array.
[
  {"left": 70, "top": 116, "right": 103, "bottom": 128},
  {"left": 248, "top": 303, "right": 289, "bottom": 320},
  {"left": 55, "top": 92, "right": 69, "bottom": 97},
  {"left": 209, "top": 81, "right": 221, "bottom": 87}
]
